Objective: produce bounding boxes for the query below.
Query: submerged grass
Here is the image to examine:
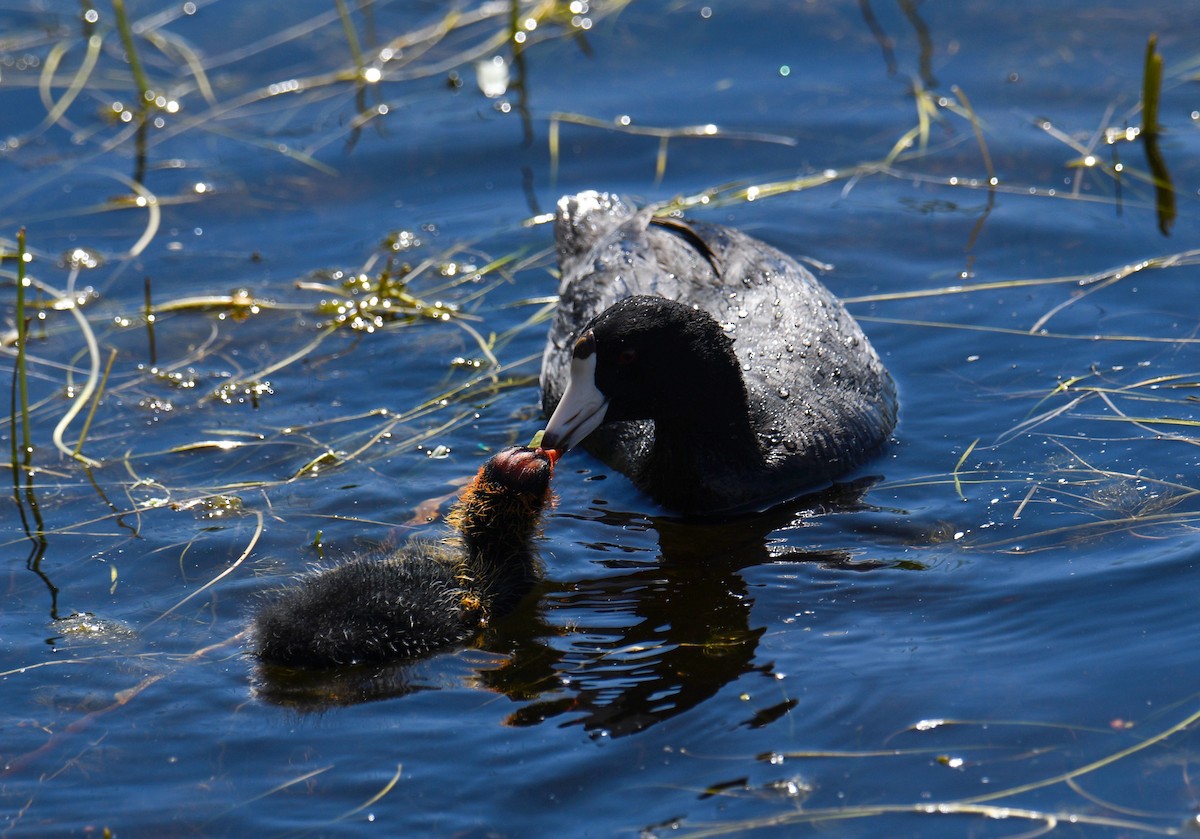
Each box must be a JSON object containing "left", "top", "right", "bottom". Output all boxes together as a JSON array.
[
  {"left": 10, "top": 228, "right": 31, "bottom": 472},
  {"left": 3, "top": 224, "right": 550, "bottom": 470},
  {"left": 677, "top": 696, "right": 1200, "bottom": 836}
]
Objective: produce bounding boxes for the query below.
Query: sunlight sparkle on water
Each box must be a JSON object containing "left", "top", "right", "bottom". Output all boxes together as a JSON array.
[
  {"left": 268, "top": 79, "right": 301, "bottom": 96},
  {"left": 476, "top": 56, "right": 509, "bottom": 98}
]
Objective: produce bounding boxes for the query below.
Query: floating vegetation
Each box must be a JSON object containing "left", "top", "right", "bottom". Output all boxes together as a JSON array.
[
  {"left": 51, "top": 612, "right": 137, "bottom": 644},
  {"left": 0, "top": 211, "right": 551, "bottom": 492},
  {"left": 138, "top": 364, "right": 200, "bottom": 389},
  {"left": 860, "top": 242, "right": 1200, "bottom": 552},
  {"left": 213, "top": 378, "right": 274, "bottom": 408},
  {"left": 549, "top": 111, "right": 798, "bottom": 185},
  {"left": 171, "top": 494, "right": 245, "bottom": 518},
  {"left": 670, "top": 702, "right": 1200, "bottom": 837},
  {"left": 304, "top": 267, "right": 462, "bottom": 331}
]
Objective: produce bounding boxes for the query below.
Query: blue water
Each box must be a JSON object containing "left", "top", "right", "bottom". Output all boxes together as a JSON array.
[{"left": 3, "top": 1, "right": 1200, "bottom": 836}]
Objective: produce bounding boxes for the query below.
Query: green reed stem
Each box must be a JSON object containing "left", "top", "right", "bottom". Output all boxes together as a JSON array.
[
  {"left": 112, "top": 0, "right": 151, "bottom": 104},
  {"left": 8, "top": 364, "right": 16, "bottom": 480},
  {"left": 1141, "top": 35, "right": 1162, "bottom": 137},
  {"left": 74, "top": 348, "right": 117, "bottom": 459},
  {"left": 113, "top": 0, "right": 152, "bottom": 182},
  {"left": 8, "top": 254, "right": 17, "bottom": 479},
  {"left": 14, "top": 229, "right": 32, "bottom": 466},
  {"left": 1141, "top": 34, "right": 1175, "bottom": 236},
  {"left": 334, "top": 0, "right": 365, "bottom": 74},
  {"left": 952, "top": 437, "right": 978, "bottom": 502},
  {"left": 144, "top": 276, "right": 156, "bottom": 365}
]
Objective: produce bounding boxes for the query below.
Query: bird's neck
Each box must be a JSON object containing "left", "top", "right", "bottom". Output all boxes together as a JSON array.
[
  {"left": 638, "top": 413, "right": 765, "bottom": 514},
  {"left": 449, "top": 485, "right": 545, "bottom": 610}
]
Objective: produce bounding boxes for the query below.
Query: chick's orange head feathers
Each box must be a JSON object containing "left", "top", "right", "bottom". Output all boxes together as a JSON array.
[{"left": 478, "top": 446, "right": 554, "bottom": 496}]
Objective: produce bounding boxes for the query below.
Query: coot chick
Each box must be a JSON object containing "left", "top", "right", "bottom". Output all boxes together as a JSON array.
[
  {"left": 252, "top": 446, "right": 556, "bottom": 669},
  {"left": 540, "top": 191, "right": 897, "bottom": 515}
]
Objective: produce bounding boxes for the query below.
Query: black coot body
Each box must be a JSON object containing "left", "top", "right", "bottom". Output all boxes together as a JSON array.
[
  {"left": 540, "top": 191, "right": 897, "bottom": 514},
  {"left": 252, "top": 446, "right": 556, "bottom": 669}
]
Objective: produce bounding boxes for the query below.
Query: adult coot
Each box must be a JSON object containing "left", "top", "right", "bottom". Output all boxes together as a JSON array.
[
  {"left": 252, "top": 446, "right": 557, "bottom": 669},
  {"left": 540, "top": 191, "right": 897, "bottom": 515}
]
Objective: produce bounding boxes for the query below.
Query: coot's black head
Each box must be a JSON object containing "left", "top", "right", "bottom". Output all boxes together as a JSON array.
[{"left": 541, "top": 296, "right": 746, "bottom": 452}]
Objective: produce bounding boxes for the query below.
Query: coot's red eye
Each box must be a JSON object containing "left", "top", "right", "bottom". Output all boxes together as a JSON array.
[{"left": 618, "top": 348, "right": 637, "bottom": 366}]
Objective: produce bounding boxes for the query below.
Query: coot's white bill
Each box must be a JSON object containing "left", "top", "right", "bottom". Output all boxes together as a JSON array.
[{"left": 541, "top": 350, "right": 607, "bottom": 451}]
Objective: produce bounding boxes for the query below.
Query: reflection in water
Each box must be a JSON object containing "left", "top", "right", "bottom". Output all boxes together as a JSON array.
[
  {"left": 13, "top": 450, "right": 60, "bottom": 624},
  {"left": 254, "top": 479, "right": 915, "bottom": 735},
  {"left": 253, "top": 659, "right": 433, "bottom": 709},
  {"left": 507, "top": 2, "right": 535, "bottom": 148},
  {"left": 11, "top": 226, "right": 59, "bottom": 622},
  {"left": 495, "top": 558, "right": 766, "bottom": 737},
  {"left": 858, "top": 0, "right": 898, "bottom": 77},
  {"left": 490, "top": 479, "right": 896, "bottom": 737},
  {"left": 897, "top": 0, "right": 939, "bottom": 90},
  {"left": 859, "top": 0, "right": 939, "bottom": 89}
]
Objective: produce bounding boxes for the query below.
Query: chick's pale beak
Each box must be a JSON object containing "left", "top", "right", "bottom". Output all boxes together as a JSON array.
[{"left": 541, "top": 352, "right": 608, "bottom": 452}]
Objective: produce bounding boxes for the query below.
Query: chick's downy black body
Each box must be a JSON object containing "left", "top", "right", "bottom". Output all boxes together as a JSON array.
[
  {"left": 252, "top": 446, "right": 556, "bottom": 669},
  {"left": 541, "top": 191, "right": 898, "bottom": 515}
]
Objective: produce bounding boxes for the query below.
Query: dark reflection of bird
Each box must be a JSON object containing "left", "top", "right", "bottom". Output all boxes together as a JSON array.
[
  {"left": 251, "top": 446, "right": 557, "bottom": 673},
  {"left": 541, "top": 191, "right": 898, "bottom": 515},
  {"left": 481, "top": 478, "right": 913, "bottom": 737}
]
